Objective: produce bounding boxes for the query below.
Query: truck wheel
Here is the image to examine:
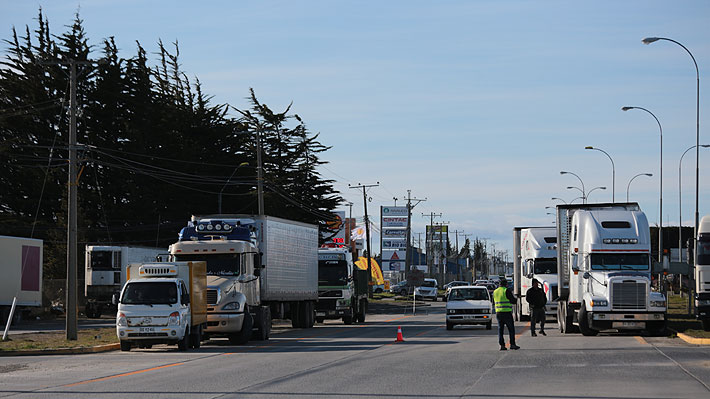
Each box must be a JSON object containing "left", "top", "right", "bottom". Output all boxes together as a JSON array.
[
  {"left": 356, "top": 300, "right": 367, "bottom": 323},
  {"left": 579, "top": 305, "right": 598, "bottom": 336},
  {"left": 178, "top": 327, "right": 190, "bottom": 351},
  {"left": 305, "top": 302, "right": 315, "bottom": 328},
  {"left": 291, "top": 303, "right": 302, "bottom": 328},
  {"left": 229, "top": 310, "right": 253, "bottom": 345},
  {"left": 120, "top": 341, "right": 131, "bottom": 352},
  {"left": 446, "top": 321, "right": 454, "bottom": 330},
  {"left": 343, "top": 312, "right": 354, "bottom": 325},
  {"left": 486, "top": 322, "right": 492, "bottom": 330},
  {"left": 254, "top": 306, "right": 271, "bottom": 341},
  {"left": 190, "top": 325, "right": 202, "bottom": 349}
]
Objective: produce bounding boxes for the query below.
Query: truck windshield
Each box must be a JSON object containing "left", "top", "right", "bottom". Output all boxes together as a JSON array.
[
  {"left": 590, "top": 253, "right": 649, "bottom": 271},
  {"left": 534, "top": 258, "right": 557, "bottom": 274},
  {"left": 449, "top": 288, "right": 488, "bottom": 301},
  {"left": 698, "top": 238, "right": 710, "bottom": 265},
  {"left": 89, "top": 251, "right": 114, "bottom": 270},
  {"left": 173, "top": 253, "right": 241, "bottom": 276},
  {"left": 318, "top": 260, "right": 348, "bottom": 286},
  {"left": 122, "top": 282, "right": 178, "bottom": 304}
]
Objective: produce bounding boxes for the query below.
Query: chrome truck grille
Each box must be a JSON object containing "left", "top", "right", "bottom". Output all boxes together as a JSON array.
[
  {"left": 207, "top": 289, "right": 218, "bottom": 305},
  {"left": 612, "top": 281, "right": 646, "bottom": 310}
]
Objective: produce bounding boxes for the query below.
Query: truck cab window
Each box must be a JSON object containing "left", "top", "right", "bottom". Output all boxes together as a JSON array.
[
  {"left": 534, "top": 259, "right": 557, "bottom": 274},
  {"left": 122, "top": 282, "right": 178, "bottom": 305},
  {"left": 318, "top": 260, "right": 348, "bottom": 286}
]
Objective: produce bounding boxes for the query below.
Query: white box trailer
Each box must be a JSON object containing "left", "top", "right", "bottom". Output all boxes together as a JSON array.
[
  {"left": 0, "top": 236, "right": 43, "bottom": 324},
  {"left": 84, "top": 245, "right": 166, "bottom": 318}
]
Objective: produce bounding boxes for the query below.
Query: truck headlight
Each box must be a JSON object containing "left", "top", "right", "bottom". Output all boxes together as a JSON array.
[
  {"left": 591, "top": 300, "right": 608, "bottom": 307},
  {"left": 447, "top": 309, "right": 456, "bottom": 315},
  {"left": 117, "top": 313, "right": 127, "bottom": 327},
  {"left": 222, "top": 302, "right": 241, "bottom": 311},
  {"left": 168, "top": 311, "right": 180, "bottom": 326},
  {"left": 651, "top": 300, "right": 666, "bottom": 308}
]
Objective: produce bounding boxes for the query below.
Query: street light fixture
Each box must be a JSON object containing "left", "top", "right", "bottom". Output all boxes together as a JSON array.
[
  {"left": 678, "top": 144, "right": 710, "bottom": 257},
  {"left": 643, "top": 36, "right": 700, "bottom": 272},
  {"left": 623, "top": 105, "right": 664, "bottom": 263},
  {"left": 218, "top": 162, "right": 249, "bottom": 213},
  {"left": 626, "top": 173, "right": 653, "bottom": 202},
  {"left": 586, "top": 186, "right": 607, "bottom": 202},
  {"left": 551, "top": 197, "right": 568, "bottom": 204},
  {"left": 585, "top": 146, "right": 615, "bottom": 202},
  {"left": 560, "top": 171, "right": 585, "bottom": 203}
]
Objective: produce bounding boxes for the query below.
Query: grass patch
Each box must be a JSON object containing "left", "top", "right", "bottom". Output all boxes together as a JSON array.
[
  {"left": 0, "top": 327, "right": 117, "bottom": 352},
  {"left": 666, "top": 294, "right": 710, "bottom": 338}
]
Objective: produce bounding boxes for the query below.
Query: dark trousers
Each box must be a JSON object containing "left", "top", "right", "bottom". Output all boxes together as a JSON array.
[
  {"left": 531, "top": 308, "right": 546, "bottom": 333},
  {"left": 496, "top": 312, "right": 515, "bottom": 346}
]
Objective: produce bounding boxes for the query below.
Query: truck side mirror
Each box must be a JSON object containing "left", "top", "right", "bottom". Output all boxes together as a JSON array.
[
  {"left": 253, "top": 268, "right": 261, "bottom": 277},
  {"left": 582, "top": 272, "right": 590, "bottom": 280},
  {"left": 112, "top": 293, "right": 119, "bottom": 305}
]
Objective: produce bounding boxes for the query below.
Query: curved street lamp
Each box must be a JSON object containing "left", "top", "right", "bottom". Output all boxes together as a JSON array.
[
  {"left": 678, "top": 144, "right": 710, "bottom": 256},
  {"left": 570, "top": 197, "right": 585, "bottom": 204},
  {"left": 218, "top": 161, "right": 250, "bottom": 213},
  {"left": 626, "top": 173, "right": 653, "bottom": 203},
  {"left": 585, "top": 146, "right": 615, "bottom": 202},
  {"left": 643, "top": 36, "right": 700, "bottom": 270},
  {"left": 622, "top": 105, "right": 663, "bottom": 264},
  {"left": 551, "top": 197, "right": 568, "bottom": 204},
  {"left": 560, "top": 171, "right": 585, "bottom": 203},
  {"left": 586, "top": 186, "right": 607, "bottom": 202}
]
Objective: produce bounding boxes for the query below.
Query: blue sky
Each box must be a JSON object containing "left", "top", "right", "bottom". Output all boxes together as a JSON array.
[{"left": 3, "top": 1, "right": 710, "bottom": 257}]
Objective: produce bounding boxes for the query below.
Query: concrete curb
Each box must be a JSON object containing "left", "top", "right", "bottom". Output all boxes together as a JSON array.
[
  {"left": 675, "top": 331, "right": 710, "bottom": 345},
  {"left": 0, "top": 343, "right": 120, "bottom": 357}
]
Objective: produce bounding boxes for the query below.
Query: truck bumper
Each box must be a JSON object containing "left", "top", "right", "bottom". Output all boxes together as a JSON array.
[
  {"left": 590, "top": 312, "right": 665, "bottom": 330},
  {"left": 116, "top": 326, "right": 184, "bottom": 344},
  {"left": 204, "top": 312, "right": 245, "bottom": 334}
]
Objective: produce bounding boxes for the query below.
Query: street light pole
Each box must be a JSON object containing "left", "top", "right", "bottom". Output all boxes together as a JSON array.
[
  {"left": 623, "top": 106, "right": 664, "bottom": 264},
  {"left": 643, "top": 36, "right": 700, "bottom": 277},
  {"left": 585, "top": 146, "right": 615, "bottom": 202},
  {"left": 560, "top": 171, "right": 585, "bottom": 203},
  {"left": 679, "top": 145, "right": 710, "bottom": 258},
  {"left": 626, "top": 173, "right": 653, "bottom": 202}
]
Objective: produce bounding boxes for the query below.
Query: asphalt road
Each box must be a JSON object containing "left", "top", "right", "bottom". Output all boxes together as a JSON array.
[{"left": 1, "top": 302, "right": 709, "bottom": 399}]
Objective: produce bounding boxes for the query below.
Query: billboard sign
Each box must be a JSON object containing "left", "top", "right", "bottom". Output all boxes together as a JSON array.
[
  {"left": 381, "top": 206, "right": 408, "bottom": 217},
  {"left": 382, "top": 217, "right": 408, "bottom": 228},
  {"left": 382, "top": 239, "right": 407, "bottom": 249},
  {"left": 382, "top": 229, "right": 407, "bottom": 238}
]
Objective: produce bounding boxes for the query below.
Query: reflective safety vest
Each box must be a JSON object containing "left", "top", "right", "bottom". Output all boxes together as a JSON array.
[{"left": 494, "top": 287, "right": 512, "bottom": 313}]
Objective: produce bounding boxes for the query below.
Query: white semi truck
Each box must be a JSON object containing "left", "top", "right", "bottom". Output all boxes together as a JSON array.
[
  {"left": 556, "top": 203, "right": 667, "bottom": 336},
  {"left": 315, "top": 247, "right": 368, "bottom": 324},
  {"left": 512, "top": 227, "right": 558, "bottom": 321},
  {"left": 0, "top": 236, "right": 43, "bottom": 325},
  {"left": 170, "top": 215, "right": 319, "bottom": 345},
  {"left": 695, "top": 215, "right": 710, "bottom": 331},
  {"left": 115, "top": 261, "right": 207, "bottom": 351},
  {"left": 84, "top": 245, "right": 166, "bottom": 318}
]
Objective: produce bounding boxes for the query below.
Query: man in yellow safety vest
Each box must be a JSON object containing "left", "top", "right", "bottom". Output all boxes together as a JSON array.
[{"left": 494, "top": 278, "right": 520, "bottom": 350}]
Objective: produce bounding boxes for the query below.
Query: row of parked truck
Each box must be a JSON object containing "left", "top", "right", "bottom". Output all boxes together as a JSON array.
[
  {"left": 84, "top": 214, "right": 370, "bottom": 351},
  {"left": 513, "top": 203, "right": 710, "bottom": 335}
]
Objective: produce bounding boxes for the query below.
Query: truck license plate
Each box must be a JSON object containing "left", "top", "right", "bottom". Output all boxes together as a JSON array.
[
  {"left": 139, "top": 327, "right": 155, "bottom": 332},
  {"left": 316, "top": 312, "right": 326, "bottom": 317},
  {"left": 613, "top": 321, "right": 642, "bottom": 329}
]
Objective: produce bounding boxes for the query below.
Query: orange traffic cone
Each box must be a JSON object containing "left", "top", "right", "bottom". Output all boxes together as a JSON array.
[{"left": 395, "top": 326, "right": 405, "bottom": 342}]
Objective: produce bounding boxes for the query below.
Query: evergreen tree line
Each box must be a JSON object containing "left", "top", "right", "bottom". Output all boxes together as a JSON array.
[{"left": 0, "top": 11, "right": 342, "bottom": 279}]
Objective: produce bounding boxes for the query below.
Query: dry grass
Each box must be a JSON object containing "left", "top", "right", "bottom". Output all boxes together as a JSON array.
[
  {"left": 666, "top": 294, "right": 710, "bottom": 338},
  {"left": 0, "top": 327, "right": 117, "bottom": 352}
]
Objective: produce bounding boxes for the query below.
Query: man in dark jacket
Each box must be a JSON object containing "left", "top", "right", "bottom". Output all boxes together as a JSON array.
[{"left": 525, "top": 279, "right": 547, "bottom": 336}]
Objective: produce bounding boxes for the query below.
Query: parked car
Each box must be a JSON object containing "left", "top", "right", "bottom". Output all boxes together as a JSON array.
[
  {"left": 414, "top": 278, "right": 438, "bottom": 301},
  {"left": 390, "top": 281, "right": 412, "bottom": 296},
  {"left": 446, "top": 286, "right": 493, "bottom": 330}
]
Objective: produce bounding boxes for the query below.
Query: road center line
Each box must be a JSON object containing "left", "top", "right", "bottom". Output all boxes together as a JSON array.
[{"left": 62, "top": 362, "right": 185, "bottom": 387}]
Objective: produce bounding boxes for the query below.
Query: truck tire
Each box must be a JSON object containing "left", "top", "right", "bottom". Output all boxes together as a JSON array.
[
  {"left": 254, "top": 306, "right": 271, "bottom": 341},
  {"left": 579, "top": 305, "right": 598, "bottom": 336},
  {"left": 446, "top": 321, "right": 454, "bottom": 330},
  {"left": 486, "top": 322, "right": 492, "bottom": 330},
  {"left": 229, "top": 307, "right": 253, "bottom": 345},
  {"left": 305, "top": 301, "right": 315, "bottom": 328},
  {"left": 178, "top": 327, "right": 190, "bottom": 351},
  {"left": 120, "top": 341, "right": 131, "bottom": 352},
  {"left": 343, "top": 309, "right": 354, "bottom": 325},
  {"left": 291, "top": 303, "right": 302, "bottom": 329},
  {"left": 356, "top": 300, "right": 367, "bottom": 323},
  {"left": 190, "top": 324, "right": 202, "bottom": 349}
]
